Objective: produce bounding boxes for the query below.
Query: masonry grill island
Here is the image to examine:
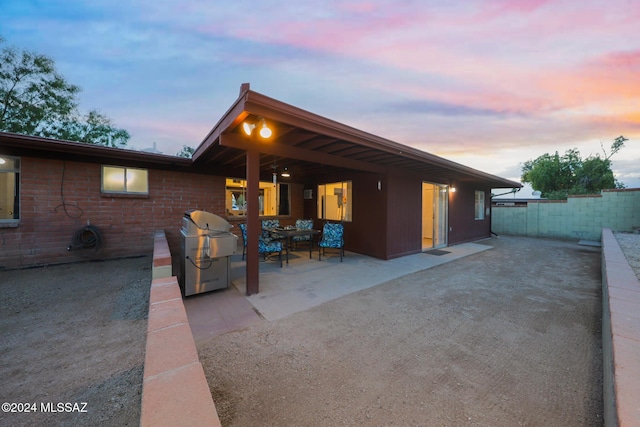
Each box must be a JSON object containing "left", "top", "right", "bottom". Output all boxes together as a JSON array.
[{"left": 180, "top": 210, "right": 238, "bottom": 296}]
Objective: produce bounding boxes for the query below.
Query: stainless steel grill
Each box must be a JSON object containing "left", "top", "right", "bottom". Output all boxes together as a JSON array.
[{"left": 180, "top": 210, "right": 238, "bottom": 296}]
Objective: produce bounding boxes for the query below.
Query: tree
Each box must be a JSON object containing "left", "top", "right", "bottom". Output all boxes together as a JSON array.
[
  {"left": 521, "top": 136, "right": 627, "bottom": 199},
  {"left": 0, "top": 36, "right": 129, "bottom": 146},
  {"left": 176, "top": 145, "right": 195, "bottom": 158},
  {"left": 53, "top": 110, "right": 130, "bottom": 148}
]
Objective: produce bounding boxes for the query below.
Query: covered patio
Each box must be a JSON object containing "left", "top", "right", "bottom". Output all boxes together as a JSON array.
[{"left": 191, "top": 83, "right": 520, "bottom": 295}]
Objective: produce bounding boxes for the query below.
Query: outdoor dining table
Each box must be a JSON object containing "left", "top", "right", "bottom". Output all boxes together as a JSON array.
[{"left": 267, "top": 227, "right": 321, "bottom": 264}]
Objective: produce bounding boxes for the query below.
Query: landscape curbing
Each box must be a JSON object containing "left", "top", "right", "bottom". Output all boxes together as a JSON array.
[
  {"left": 140, "top": 231, "right": 221, "bottom": 427},
  {"left": 601, "top": 228, "right": 640, "bottom": 427},
  {"left": 151, "top": 230, "right": 173, "bottom": 280}
]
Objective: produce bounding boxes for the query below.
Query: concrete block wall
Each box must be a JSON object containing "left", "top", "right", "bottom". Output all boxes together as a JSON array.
[
  {"left": 601, "top": 228, "right": 640, "bottom": 426},
  {"left": 493, "top": 189, "right": 640, "bottom": 240},
  {"left": 140, "top": 231, "right": 221, "bottom": 427}
]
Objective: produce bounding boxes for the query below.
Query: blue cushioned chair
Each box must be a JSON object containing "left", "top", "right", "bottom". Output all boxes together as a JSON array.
[
  {"left": 261, "top": 219, "right": 281, "bottom": 241},
  {"left": 318, "top": 222, "right": 344, "bottom": 262},
  {"left": 238, "top": 222, "right": 248, "bottom": 260},
  {"left": 239, "top": 223, "right": 282, "bottom": 267},
  {"left": 292, "top": 219, "right": 314, "bottom": 250}
]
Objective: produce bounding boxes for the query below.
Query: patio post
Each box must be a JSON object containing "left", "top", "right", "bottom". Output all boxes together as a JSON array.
[{"left": 245, "top": 147, "right": 260, "bottom": 295}]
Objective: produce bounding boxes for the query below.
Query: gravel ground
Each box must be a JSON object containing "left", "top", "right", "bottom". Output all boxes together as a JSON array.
[
  {"left": 1, "top": 234, "right": 637, "bottom": 427},
  {"left": 614, "top": 231, "right": 640, "bottom": 279},
  {"left": 0, "top": 256, "right": 150, "bottom": 427},
  {"left": 200, "top": 236, "right": 604, "bottom": 426}
]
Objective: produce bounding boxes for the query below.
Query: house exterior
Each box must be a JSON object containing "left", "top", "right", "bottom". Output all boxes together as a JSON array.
[{"left": 0, "top": 84, "right": 520, "bottom": 292}]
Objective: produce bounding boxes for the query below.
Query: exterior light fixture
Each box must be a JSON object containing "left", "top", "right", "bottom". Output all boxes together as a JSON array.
[
  {"left": 242, "top": 122, "right": 256, "bottom": 136},
  {"left": 242, "top": 118, "right": 272, "bottom": 138},
  {"left": 0, "top": 158, "right": 5, "bottom": 165},
  {"left": 259, "top": 119, "right": 272, "bottom": 138},
  {"left": 450, "top": 186, "right": 456, "bottom": 193},
  {"left": 280, "top": 167, "right": 290, "bottom": 178}
]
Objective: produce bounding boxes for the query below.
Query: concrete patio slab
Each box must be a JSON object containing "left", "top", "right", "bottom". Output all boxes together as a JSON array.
[
  {"left": 232, "top": 241, "right": 491, "bottom": 321},
  {"left": 183, "top": 242, "right": 491, "bottom": 341}
]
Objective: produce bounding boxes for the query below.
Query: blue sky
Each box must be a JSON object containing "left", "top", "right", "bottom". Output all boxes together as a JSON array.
[{"left": 2, "top": 0, "right": 639, "bottom": 189}]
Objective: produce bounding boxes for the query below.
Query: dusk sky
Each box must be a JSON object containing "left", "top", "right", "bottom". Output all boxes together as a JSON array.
[{"left": 2, "top": 0, "right": 639, "bottom": 190}]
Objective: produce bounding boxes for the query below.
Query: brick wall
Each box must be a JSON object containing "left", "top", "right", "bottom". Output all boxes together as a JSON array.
[
  {"left": 492, "top": 189, "right": 640, "bottom": 240},
  {"left": 0, "top": 157, "right": 225, "bottom": 269}
]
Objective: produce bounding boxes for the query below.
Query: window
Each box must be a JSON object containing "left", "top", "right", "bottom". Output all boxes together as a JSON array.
[
  {"left": 475, "top": 190, "right": 485, "bottom": 220},
  {"left": 225, "top": 178, "right": 290, "bottom": 217},
  {"left": 318, "top": 181, "right": 352, "bottom": 222},
  {"left": 0, "top": 156, "right": 20, "bottom": 222},
  {"left": 101, "top": 166, "right": 148, "bottom": 194}
]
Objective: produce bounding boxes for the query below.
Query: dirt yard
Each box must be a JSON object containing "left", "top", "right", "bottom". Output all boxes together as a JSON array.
[
  {"left": 199, "top": 236, "right": 604, "bottom": 426},
  {"left": 0, "top": 256, "right": 150, "bottom": 427},
  {"left": 2, "top": 234, "right": 630, "bottom": 426}
]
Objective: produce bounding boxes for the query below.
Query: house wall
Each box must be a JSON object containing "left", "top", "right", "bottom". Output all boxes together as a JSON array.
[
  {"left": 305, "top": 170, "right": 494, "bottom": 260},
  {"left": 305, "top": 170, "right": 388, "bottom": 259},
  {"left": 1, "top": 155, "right": 506, "bottom": 269},
  {"left": 492, "top": 189, "right": 640, "bottom": 240},
  {"left": 0, "top": 156, "right": 226, "bottom": 269},
  {"left": 0, "top": 154, "right": 308, "bottom": 269},
  {"left": 448, "top": 184, "right": 493, "bottom": 245},
  {"left": 385, "top": 171, "right": 421, "bottom": 258}
]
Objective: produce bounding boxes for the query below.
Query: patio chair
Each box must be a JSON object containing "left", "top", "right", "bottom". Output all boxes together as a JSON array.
[
  {"left": 238, "top": 223, "right": 283, "bottom": 267},
  {"left": 261, "top": 219, "right": 282, "bottom": 241},
  {"left": 292, "top": 219, "right": 314, "bottom": 250},
  {"left": 318, "top": 222, "right": 344, "bottom": 262},
  {"left": 239, "top": 222, "right": 248, "bottom": 260}
]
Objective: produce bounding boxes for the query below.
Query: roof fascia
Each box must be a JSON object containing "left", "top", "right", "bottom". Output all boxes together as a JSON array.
[
  {"left": 192, "top": 90, "right": 250, "bottom": 160},
  {"left": 243, "top": 90, "right": 521, "bottom": 188},
  {"left": 0, "top": 131, "right": 192, "bottom": 167}
]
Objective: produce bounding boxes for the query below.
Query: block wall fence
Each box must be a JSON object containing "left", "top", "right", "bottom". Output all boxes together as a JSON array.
[{"left": 492, "top": 189, "right": 640, "bottom": 241}]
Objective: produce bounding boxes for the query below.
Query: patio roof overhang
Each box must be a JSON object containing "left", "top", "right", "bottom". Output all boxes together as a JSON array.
[
  {"left": 192, "top": 84, "right": 521, "bottom": 296},
  {"left": 191, "top": 85, "right": 522, "bottom": 189}
]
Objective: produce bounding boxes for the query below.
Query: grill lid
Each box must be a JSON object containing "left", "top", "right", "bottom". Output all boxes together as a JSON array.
[{"left": 183, "top": 210, "right": 233, "bottom": 234}]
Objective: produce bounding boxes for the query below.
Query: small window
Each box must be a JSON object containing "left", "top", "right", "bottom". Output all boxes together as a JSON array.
[
  {"left": 0, "top": 156, "right": 20, "bottom": 222},
  {"left": 475, "top": 190, "right": 485, "bottom": 220},
  {"left": 101, "top": 166, "right": 148, "bottom": 194},
  {"left": 318, "top": 181, "right": 352, "bottom": 222}
]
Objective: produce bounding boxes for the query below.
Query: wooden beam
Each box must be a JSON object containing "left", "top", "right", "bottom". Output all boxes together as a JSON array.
[
  {"left": 220, "top": 133, "right": 386, "bottom": 174},
  {"left": 245, "top": 148, "right": 260, "bottom": 295}
]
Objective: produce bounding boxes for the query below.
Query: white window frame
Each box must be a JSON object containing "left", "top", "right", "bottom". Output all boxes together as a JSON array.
[
  {"left": 475, "top": 190, "right": 485, "bottom": 220},
  {"left": 317, "top": 181, "right": 352, "bottom": 222},
  {"left": 225, "top": 178, "right": 291, "bottom": 218},
  {"left": 101, "top": 165, "right": 149, "bottom": 195},
  {"left": 0, "top": 155, "right": 20, "bottom": 224}
]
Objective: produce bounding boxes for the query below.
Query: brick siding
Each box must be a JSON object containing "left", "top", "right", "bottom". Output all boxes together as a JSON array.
[{"left": 0, "top": 157, "right": 225, "bottom": 269}]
